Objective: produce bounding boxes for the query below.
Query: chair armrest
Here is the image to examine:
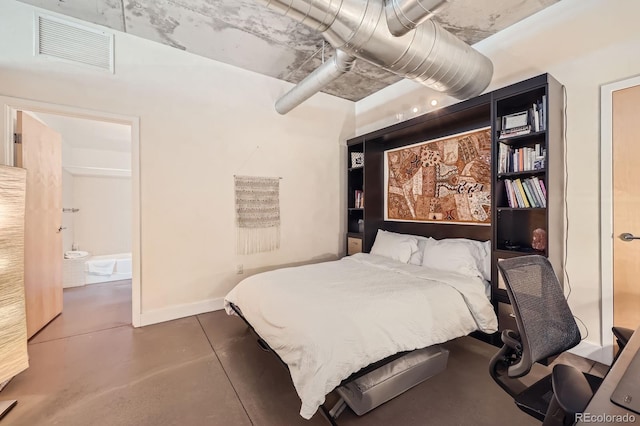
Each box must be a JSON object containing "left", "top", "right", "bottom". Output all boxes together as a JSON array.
[
  {"left": 501, "top": 329, "right": 522, "bottom": 352},
  {"left": 551, "top": 364, "right": 593, "bottom": 417},
  {"left": 612, "top": 326, "right": 634, "bottom": 349}
]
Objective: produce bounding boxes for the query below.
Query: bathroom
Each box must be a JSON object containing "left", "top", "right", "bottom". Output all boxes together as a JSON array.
[{"left": 33, "top": 112, "right": 133, "bottom": 288}]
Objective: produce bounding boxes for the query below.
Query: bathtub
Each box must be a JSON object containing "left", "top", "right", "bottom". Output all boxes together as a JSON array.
[
  {"left": 63, "top": 251, "right": 91, "bottom": 288},
  {"left": 85, "top": 253, "right": 132, "bottom": 285}
]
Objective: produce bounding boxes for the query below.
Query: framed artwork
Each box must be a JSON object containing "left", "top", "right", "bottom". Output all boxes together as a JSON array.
[
  {"left": 350, "top": 152, "right": 364, "bottom": 168},
  {"left": 385, "top": 127, "right": 492, "bottom": 225}
]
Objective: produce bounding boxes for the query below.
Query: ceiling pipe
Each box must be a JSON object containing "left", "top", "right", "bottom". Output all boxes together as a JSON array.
[
  {"left": 385, "top": 0, "right": 448, "bottom": 37},
  {"left": 263, "top": 0, "right": 493, "bottom": 113},
  {"left": 276, "top": 50, "right": 356, "bottom": 114}
]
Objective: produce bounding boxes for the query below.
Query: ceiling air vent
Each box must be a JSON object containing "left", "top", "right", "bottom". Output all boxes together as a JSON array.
[{"left": 35, "top": 14, "right": 114, "bottom": 73}]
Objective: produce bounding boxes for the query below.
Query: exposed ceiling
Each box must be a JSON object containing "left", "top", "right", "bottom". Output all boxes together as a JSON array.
[{"left": 19, "top": 0, "right": 560, "bottom": 101}]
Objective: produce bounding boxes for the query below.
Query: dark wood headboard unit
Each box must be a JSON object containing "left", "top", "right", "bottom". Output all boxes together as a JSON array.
[{"left": 354, "top": 93, "right": 493, "bottom": 253}]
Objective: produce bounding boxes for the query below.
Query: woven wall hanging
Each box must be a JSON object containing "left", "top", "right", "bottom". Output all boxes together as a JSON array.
[{"left": 234, "top": 175, "right": 281, "bottom": 254}]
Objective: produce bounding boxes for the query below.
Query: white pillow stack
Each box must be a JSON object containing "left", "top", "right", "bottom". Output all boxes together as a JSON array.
[
  {"left": 422, "top": 238, "right": 491, "bottom": 280},
  {"left": 370, "top": 229, "right": 420, "bottom": 264},
  {"left": 368, "top": 229, "right": 491, "bottom": 281}
]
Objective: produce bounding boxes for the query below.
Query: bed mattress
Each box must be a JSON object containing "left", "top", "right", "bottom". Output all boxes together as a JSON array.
[{"left": 224, "top": 253, "right": 497, "bottom": 419}]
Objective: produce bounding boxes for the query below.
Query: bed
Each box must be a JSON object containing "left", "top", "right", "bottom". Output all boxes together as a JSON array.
[{"left": 224, "top": 230, "right": 498, "bottom": 420}]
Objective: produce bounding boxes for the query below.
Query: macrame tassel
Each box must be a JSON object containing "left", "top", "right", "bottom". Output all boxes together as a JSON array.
[{"left": 237, "top": 226, "right": 281, "bottom": 255}]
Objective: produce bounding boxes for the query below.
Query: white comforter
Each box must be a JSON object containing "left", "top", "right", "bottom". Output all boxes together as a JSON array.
[{"left": 224, "top": 253, "right": 497, "bottom": 419}]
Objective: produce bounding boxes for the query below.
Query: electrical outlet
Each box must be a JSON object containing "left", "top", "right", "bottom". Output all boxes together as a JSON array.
[{"left": 236, "top": 264, "right": 243, "bottom": 275}]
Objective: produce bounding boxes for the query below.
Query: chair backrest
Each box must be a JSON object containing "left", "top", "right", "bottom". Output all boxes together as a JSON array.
[{"left": 497, "top": 255, "right": 581, "bottom": 377}]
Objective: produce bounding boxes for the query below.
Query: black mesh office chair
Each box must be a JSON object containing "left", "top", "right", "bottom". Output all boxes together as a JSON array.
[{"left": 489, "top": 255, "right": 602, "bottom": 426}]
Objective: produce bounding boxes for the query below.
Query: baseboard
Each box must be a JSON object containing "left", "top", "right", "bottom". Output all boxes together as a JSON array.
[
  {"left": 139, "top": 297, "right": 225, "bottom": 326},
  {"left": 568, "top": 339, "right": 614, "bottom": 366}
]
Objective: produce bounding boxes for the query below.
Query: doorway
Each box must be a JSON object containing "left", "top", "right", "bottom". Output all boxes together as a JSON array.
[
  {"left": 600, "top": 75, "right": 640, "bottom": 365},
  {"left": 1, "top": 96, "right": 142, "bottom": 327}
]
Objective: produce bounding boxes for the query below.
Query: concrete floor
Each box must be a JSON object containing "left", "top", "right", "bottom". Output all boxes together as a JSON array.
[{"left": 0, "top": 281, "right": 608, "bottom": 426}]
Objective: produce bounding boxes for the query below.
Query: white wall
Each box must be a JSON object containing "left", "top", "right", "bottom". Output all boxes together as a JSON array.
[
  {"left": 67, "top": 147, "right": 131, "bottom": 171},
  {"left": 356, "top": 0, "right": 640, "bottom": 358},
  {"left": 61, "top": 168, "right": 75, "bottom": 252},
  {"left": 0, "top": 0, "right": 355, "bottom": 324},
  {"left": 72, "top": 176, "right": 131, "bottom": 256}
]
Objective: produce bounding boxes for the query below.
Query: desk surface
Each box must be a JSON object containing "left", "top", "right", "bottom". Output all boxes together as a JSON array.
[{"left": 576, "top": 326, "right": 640, "bottom": 424}]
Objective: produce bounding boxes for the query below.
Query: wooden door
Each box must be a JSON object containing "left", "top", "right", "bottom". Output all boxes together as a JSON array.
[
  {"left": 613, "top": 85, "right": 640, "bottom": 333},
  {"left": 15, "top": 111, "right": 63, "bottom": 338}
]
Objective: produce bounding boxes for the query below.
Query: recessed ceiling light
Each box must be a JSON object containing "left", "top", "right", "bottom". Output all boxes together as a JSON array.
[
  {"left": 430, "top": 99, "right": 438, "bottom": 106},
  {"left": 412, "top": 107, "right": 419, "bottom": 113}
]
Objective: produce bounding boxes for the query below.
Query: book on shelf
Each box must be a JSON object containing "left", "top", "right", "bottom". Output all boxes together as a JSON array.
[
  {"left": 506, "top": 179, "right": 523, "bottom": 208},
  {"left": 514, "top": 179, "right": 530, "bottom": 208},
  {"left": 538, "top": 178, "right": 547, "bottom": 199},
  {"left": 522, "top": 179, "right": 541, "bottom": 207},
  {"left": 532, "top": 103, "right": 540, "bottom": 132},
  {"left": 504, "top": 179, "right": 516, "bottom": 208},
  {"left": 531, "top": 179, "right": 546, "bottom": 207},
  {"left": 520, "top": 179, "right": 536, "bottom": 207},
  {"left": 531, "top": 176, "right": 547, "bottom": 207},
  {"left": 354, "top": 190, "right": 364, "bottom": 208},
  {"left": 498, "top": 143, "right": 509, "bottom": 173},
  {"left": 518, "top": 150, "right": 524, "bottom": 172}
]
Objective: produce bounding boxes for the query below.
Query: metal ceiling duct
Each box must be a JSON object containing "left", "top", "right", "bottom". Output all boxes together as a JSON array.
[
  {"left": 276, "top": 50, "right": 356, "bottom": 114},
  {"left": 264, "top": 0, "right": 493, "bottom": 114}
]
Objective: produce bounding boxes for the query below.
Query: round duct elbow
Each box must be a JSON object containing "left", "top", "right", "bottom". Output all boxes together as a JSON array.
[{"left": 385, "top": 0, "right": 448, "bottom": 37}]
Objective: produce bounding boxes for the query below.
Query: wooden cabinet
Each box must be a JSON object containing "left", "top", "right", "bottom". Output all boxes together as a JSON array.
[
  {"left": 343, "top": 74, "right": 563, "bottom": 337},
  {"left": 347, "top": 237, "right": 362, "bottom": 255},
  {"left": 346, "top": 139, "right": 364, "bottom": 254},
  {"left": 491, "top": 74, "right": 564, "bottom": 305}
]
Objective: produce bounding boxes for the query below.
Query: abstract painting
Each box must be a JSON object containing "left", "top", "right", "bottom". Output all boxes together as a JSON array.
[{"left": 385, "top": 127, "right": 492, "bottom": 225}]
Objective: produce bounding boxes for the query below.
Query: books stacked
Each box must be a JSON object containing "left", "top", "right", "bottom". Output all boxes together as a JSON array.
[
  {"left": 498, "top": 96, "right": 547, "bottom": 139},
  {"left": 503, "top": 177, "right": 547, "bottom": 208},
  {"left": 498, "top": 143, "right": 546, "bottom": 173},
  {"left": 499, "top": 124, "right": 531, "bottom": 139},
  {"left": 354, "top": 190, "right": 364, "bottom": 208}
]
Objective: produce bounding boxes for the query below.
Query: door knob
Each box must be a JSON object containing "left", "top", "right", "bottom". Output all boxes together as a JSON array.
[
  {"left": 57, "top": 226, "right": 67, "bottom": 233},
  {"left": 620, "top": 233, "right": 640, "bottom": 241}
]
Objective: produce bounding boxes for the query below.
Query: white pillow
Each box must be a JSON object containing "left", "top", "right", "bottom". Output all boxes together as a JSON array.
[
  {"left": 422, "top": 238, "right": 490, "bottom": 279},
  {"left": 480, "top": 240, "right": 491, "bottom": 280},
  {"left": 409, "top": 235, "right": 435, "bottom": 266},
  {"left": 370, "top": 229, "right": 419, "bottom": 264}
]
